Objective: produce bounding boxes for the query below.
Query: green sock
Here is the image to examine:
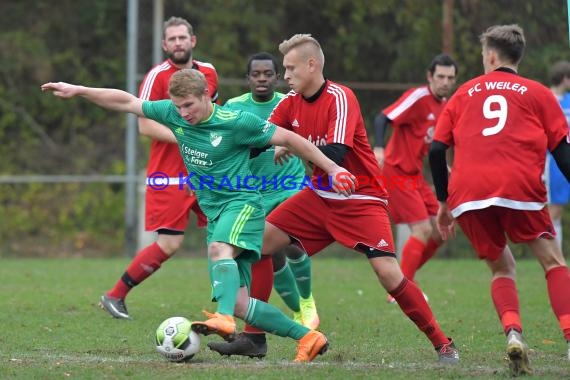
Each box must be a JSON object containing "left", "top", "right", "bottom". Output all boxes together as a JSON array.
[
  {"left": 244, "top": 298, "right": 309, "bottom": 339},
  {"left": 210, "top": 259, "right": 239, "bottom": 315},
  {"left": 273, "top": 263, "right": 301, "bottom": 312},
  {"left": 288, "top": 253, "right": 312, "bottom": 299}
]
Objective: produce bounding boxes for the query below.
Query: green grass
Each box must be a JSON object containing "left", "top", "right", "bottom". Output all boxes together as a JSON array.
[{"left": 1, "top": 256, "right": 569, "bottom": 379}]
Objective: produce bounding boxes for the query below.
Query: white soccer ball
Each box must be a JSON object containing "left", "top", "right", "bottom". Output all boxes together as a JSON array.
[{"left": 155, "top": 316, "right": 200, "bottom": 362}]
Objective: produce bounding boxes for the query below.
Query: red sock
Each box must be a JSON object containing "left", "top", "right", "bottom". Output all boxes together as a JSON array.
[
  {"left": 390, "top": 278, "right": 449, "bottom": 347},
  {"left": 107, "top": 242, "right": 169, "bottom": 299},
  {"left": 491, "top": 277, "right": 522, "bottom": 334},
  {"left": 244, "top": 255, "right": 273, "bottom": 334},
  {"left": 400, "top": 236, "right": 426, "bottom": 282},
  {"left": 418, "top": 238, "right": 441, "bottom": 270},
  {"left": 545, "top": 266, "right": 570, "bottom": 340}
]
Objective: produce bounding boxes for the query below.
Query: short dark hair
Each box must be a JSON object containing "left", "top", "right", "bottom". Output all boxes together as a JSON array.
[
  {"left": 427, "top": 54, "right": 458, "bottom": 76},
  {"left": 247, "top": 52, "right": 279, "bottom": 75},
  {"left": 549, "top": 60, "right": 570, "bottom": 86}
]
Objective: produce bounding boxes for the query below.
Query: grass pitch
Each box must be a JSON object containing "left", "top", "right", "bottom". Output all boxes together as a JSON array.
[{"left": 1, "top": 255, "right": 568, "bottom": 379}]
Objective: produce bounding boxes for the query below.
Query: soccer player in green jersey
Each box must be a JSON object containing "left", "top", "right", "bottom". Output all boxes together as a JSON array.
[
  {"left": 41, "top": 68, "right": 356, "bottom": 362},
  {"left": 208, "top": 52, "right": 318, "bottom": 358}
]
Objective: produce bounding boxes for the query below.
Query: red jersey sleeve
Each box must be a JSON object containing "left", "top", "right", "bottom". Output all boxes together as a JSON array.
[
  {"left": 324, "top": 83, "right": 360, "bottom": 148},
  {"left": 138, "top": 63, "right": 169, "bottom": 101},
  {"left": 383, "top": 87, "right": 428, "bottom": 126},
  {"left": 194, "top": 60, "right": 219, "bottom": 104},
  {"left": 268, "top": 93, "right": 292, "bottom": 129},
  {"left": 433, "top": 100, "right": 456, "bottom": 146}
]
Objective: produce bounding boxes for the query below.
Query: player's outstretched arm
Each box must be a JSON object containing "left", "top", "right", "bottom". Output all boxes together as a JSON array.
[
  {"left": 138, "top": 117, "right": 177, "bottom": 143},
  {"left": 270, "top": 127, "right": 356, "bottom": 196},
  {"left": 41, "top": 82, "right": 144, "bottom": 117}
]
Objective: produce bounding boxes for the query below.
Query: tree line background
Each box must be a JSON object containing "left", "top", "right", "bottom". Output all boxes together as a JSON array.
[{"left": 1, "top": 0, "right": 568, "bottom": 257}]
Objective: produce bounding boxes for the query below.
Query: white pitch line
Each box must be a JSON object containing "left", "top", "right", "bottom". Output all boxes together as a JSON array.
[{"left": 5, "top": 352, "right": 503, "bottom": 374}]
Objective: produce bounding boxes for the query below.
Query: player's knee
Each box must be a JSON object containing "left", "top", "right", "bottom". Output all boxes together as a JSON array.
[
  {"left": 262, "top": 223, "right": 292, "bottom": 255},
  {"left": 487, "top": 255, "right": 516, "bottom": 278},
  {"left": 157, "top": 235, "right": 184, "bottom": 255},
  {"left": 539, "top": 254, "right": 567, "bottom": 272},
  {"left": 367, "top": 255, "right": 402, "bottom": 290},
  {"left": 207, "top": 242, "right": 234, "bottom": 261},
  {"left": 271, "top": 251, "right": 287, "bottom": 271},
  {"left": 282, "top": 244, "right": 305, "bottom": 260},
  {"left": 411, "top": 221, "right": 432, "bottom": 241},
  {"left": 207, "top": 242, "right": 224, "bottom": 260}
]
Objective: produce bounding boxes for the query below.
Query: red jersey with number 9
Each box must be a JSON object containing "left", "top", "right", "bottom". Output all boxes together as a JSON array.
[{"left": 433, "top": 69, "right": 569, "bottom": 217}]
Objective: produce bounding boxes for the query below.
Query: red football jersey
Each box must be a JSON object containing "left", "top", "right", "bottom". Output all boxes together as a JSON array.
[
  {"left": 139, "top": 59, "right": 219, "bottom": 178},
  {"left": 383, "top": 85, "right": 445, "bottom": 174},
  {"left": 434, "top": 69, "right": 569, "bottom": 217},
  {"left": 269, "top": 80, "right": 386, "bottom": 200}
]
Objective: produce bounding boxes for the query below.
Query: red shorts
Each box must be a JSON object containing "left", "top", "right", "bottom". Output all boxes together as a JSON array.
[
  {"left": 266, "top": 189, "right": 395, "bottom": 255},
  {"left": 382, "top": 165, "right": 438, "bottom": 224},
  {"left": 145, "top": 186, "right": 207, "bottom": 232},
  {"left": 457, "top": 206, "right": 555, "bottom": 261}
]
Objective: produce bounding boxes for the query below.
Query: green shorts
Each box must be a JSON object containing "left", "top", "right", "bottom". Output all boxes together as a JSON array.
[
  {"left": 207, "top": 202, "right": 265, "bottom": 288},
  {"left": 261, "top": 189, "right": 299, "bottom": 214}
]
